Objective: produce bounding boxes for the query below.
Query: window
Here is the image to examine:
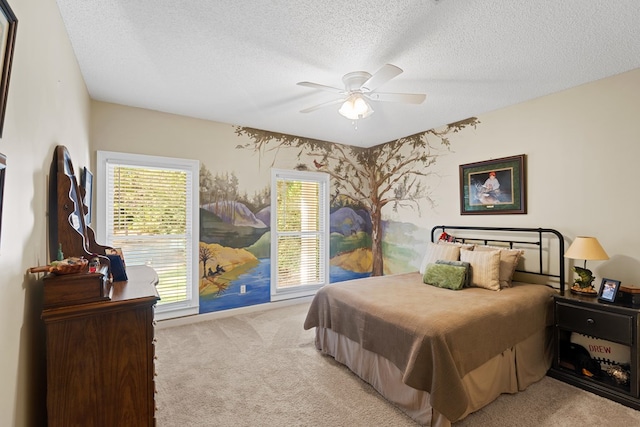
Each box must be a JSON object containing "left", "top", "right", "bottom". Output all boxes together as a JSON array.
[
  {"left": 97, "top": 151, "right": 199, "bottom": 320},
  {"left": 271, "top": 169, "right": 329, "bottom": 301}
]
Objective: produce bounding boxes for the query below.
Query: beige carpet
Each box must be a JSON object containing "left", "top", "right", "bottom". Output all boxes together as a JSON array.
[{"left": 155, "top": 302, "right": 640, "bottom": 426}]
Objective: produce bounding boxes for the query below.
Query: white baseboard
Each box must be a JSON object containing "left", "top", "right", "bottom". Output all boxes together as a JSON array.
[{"left": 156, "top": 295, "right": 314, "bottom": 330}]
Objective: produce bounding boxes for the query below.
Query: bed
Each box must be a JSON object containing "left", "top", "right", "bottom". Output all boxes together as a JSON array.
[{"left": 304, "top": 226, "right": 565, "bottom": 426}]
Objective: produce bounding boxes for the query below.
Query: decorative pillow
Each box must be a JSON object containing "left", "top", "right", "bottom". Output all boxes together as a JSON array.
[
  {"left": 474, "top": 245, "right": 523, "bottom": 288},
  {"left": 437, "top": 240, "right": 475, "bottom": 252},
  {"left": 435, "top": 259, "right": 471, "bottom": 287},
  {"left": 419, "top": 242, "right": 461, "bottom": 275},
  {"left": 423, "top": 263, "right": 467, "bottom": 290},
  {"left": 460, "top": 249, "right": 501, "bottom": 291}
]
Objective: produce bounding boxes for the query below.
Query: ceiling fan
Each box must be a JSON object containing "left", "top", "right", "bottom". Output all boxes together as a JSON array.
[{"left": 297, "top": 64, "right": 426, "bottom": 120}]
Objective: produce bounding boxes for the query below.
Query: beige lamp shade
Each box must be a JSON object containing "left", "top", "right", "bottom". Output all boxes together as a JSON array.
[{"left": 564, "top": 236, "right": 609, "bottom": 261}]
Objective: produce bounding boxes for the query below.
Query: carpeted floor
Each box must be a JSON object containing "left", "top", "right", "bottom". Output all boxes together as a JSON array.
[{"left": 155, "top": 302, "right": 640, "bottom": 426}]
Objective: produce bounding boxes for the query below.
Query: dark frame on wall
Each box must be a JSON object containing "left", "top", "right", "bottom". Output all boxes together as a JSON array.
[
  {"left": 0, "top": 0, "right": 17, "bottom": 138},
  {"left": 459, "top": 154, "right": 526, "bottom": 215},
  {"left": 0, "top": 153, "right": 5, "bottom": 247}
]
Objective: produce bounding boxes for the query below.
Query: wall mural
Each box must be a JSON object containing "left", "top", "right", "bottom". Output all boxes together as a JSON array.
[{"left": 198, "top": 118, "right": 479, "bottom": 313}]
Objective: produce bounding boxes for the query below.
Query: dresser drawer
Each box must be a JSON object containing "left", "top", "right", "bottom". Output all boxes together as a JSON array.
[{"left": 556, "top": 302, "right": 633, "bottom": 345}]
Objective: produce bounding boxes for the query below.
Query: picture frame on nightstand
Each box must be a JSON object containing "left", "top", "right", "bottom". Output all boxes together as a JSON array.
[{"left": 598, "top": 278, "right": 621, "bottom": 303}]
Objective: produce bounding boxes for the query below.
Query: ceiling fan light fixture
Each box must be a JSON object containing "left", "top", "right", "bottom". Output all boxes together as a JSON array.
[{"left": 338, "top": 94, "right": 374, "bottom": 120}]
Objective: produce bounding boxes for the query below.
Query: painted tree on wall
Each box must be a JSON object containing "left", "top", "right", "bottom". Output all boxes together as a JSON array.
[
  {"left": 200, "top": 166, "right": 242, "bottom": 223},
  {"left": 236, "top": 117, "right": 479, "bottom": 276}
]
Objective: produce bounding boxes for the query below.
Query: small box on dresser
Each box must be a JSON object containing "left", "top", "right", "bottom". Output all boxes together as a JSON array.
[
  {"left": 42, "top": 266, "right": 111, "bottom": 308},
  {"left": 618, "top": 284, "right": 640, "bottom": 307}
]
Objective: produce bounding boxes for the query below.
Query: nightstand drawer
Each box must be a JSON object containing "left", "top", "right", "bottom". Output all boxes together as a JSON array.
[{"left": 556, "top": 302, "right": 633, "bottom": 345}]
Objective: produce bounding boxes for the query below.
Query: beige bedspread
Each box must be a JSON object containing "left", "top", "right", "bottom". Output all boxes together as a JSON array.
[{"left": 303, "top": 272, "right": 556, "bottom": 421}]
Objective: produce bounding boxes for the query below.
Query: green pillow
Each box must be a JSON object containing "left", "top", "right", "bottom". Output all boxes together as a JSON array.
[
  {"left": 435, "top": 259, "right": 471, "bottom": 287},
  {"left": 423, "top": 263, "right": 467, "bottom": 290}
]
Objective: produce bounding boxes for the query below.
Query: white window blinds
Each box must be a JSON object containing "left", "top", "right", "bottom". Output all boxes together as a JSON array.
[
  {"left": 271, "top": 169, "right": 329, "bottom": 299},
  {"left": 97, "top": 151, "right": 199, "bottom": 319}
]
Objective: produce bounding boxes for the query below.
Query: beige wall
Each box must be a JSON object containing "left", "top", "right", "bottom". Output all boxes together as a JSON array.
[
  {"left": 89, "top": 101, "right": 300, "bottom": 197},
  {"left": 92, "top": 69, "right": 640, "bottom": 289},
  {"left": 415, "top": 68, "right": 640, "bottom": 286},
  {"left": 0, "top": 0, "right": 92, "bottom": 425}
]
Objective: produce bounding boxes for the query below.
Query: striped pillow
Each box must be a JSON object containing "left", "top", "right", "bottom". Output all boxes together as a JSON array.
[
  {"left": 418, "top": 242, "right": 461, "bottom": 275},
  {"left": 474, "top": 245, "right": 524, "bottom": 288},
  {"left": 460, "top": 249, "right": 501, "bottom": 291}
]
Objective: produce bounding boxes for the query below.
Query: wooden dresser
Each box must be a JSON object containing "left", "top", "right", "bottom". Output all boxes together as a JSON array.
[{"left": 42, "top": 265, "right": 160, "bottom": 427}]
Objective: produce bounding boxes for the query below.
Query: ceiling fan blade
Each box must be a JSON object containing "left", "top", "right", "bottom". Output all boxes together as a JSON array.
[
  {"left": 367, "top": 92, "right": 426, "bottom": 104},
  {"left": 297, "top": 81, "right": 345, "bottom": 94},
  {"left": 300, "top": 98, "right": 345, "bottom": 113},
  {"left": 361, "top": 64, "right": 403, "bottom": 92}
]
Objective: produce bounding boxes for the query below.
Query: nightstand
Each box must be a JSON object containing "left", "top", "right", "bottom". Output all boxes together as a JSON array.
[{"left": 548, "top": 291, "right": 640, "bottom": 410}]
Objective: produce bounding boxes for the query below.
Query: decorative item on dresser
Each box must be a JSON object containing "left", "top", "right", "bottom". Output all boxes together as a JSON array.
[
  {"left": 618, "top": 284, "right": 640, "bottom": 307},
  {"left": 41, "top": 146, "right": 160, "bottom": 426},
  {"left": 598, "top": 278, "right": 621, "bottom": 303}
]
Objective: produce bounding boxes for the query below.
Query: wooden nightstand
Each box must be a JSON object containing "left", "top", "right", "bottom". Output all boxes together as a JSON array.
[{"left": 548, "top": 291, "right": 640, "bottom": 410}]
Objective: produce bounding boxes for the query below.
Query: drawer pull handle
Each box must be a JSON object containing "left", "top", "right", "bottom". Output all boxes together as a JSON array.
[{"left": 587, "top": 318, "right": 595, "bottom": 324}]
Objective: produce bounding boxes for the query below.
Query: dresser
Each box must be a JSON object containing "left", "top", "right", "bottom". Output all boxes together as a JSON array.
[
  {"left": 42, "top": 265, "right": 160, "bottom": 427},
  {"left": 549, "top": 291, "right": 640, "bottom": 410}
]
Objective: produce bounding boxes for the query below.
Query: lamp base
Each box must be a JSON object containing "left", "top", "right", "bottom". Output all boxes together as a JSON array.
[{"left": 570, "top": 284, "right": 598, "bottom": 297}]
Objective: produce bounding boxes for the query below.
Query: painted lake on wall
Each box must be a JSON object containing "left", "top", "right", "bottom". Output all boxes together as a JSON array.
[{"left": 199, "top": 259, "right": 371, "bottom": 313}]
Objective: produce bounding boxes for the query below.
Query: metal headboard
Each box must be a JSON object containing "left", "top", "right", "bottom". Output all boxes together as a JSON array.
[{"left": 430, "top": 225, "right": 565, "bottom": 292}]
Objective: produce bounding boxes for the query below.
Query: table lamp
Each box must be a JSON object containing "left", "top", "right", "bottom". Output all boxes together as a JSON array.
[{"left": 564, "top": 236, "right": 609, "bottom": 295}]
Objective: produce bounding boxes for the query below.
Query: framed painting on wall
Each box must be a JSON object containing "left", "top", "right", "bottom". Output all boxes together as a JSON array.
[
  {"left": 0, "top": 0, "right": 17, "bottom": 138},
  {"left": 459, "top": 154, "right": 526, "bottom": 215}
]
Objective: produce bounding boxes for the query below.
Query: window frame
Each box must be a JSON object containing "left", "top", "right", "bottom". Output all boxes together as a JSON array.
[
  {"left": 96, "top": 150, "right": 200, "bottom": 320},
  {"left": 270, "top": 168, "right": 330, "bottom": 301}
]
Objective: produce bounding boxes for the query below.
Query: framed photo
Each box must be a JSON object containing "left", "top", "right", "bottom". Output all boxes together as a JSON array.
[
  {"left": 598, "top": 278, "right": 621, "bottom": 303},
  {"left": 459, "top": 154, "right": 526, "bottom": 215},
  {"left": 0, "top": 0, "right": 17, "bottom": 138},
  {"left": 81, "top": 167, "right": 93, "bottom": 226}
]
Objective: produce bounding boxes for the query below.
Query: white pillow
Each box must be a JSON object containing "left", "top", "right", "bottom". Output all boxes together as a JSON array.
[
  {"left": 438, "top": 241, "right": 475, "bottom": 252},
  {"left": 419, "top": 242, "right": 461, "bottom": 275},
  {"left": 460, "top": 249, "right": 501, "bottom": 291}
]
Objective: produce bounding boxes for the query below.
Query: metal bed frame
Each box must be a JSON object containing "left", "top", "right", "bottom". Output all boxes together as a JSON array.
[{"left": 430, "top": 225, "right": 565, "bottom": 292}]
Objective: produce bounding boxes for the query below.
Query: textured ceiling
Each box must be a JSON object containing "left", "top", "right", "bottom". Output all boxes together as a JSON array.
[{"left": 55, "top": 0, "right": 640, "bottom": 148}]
